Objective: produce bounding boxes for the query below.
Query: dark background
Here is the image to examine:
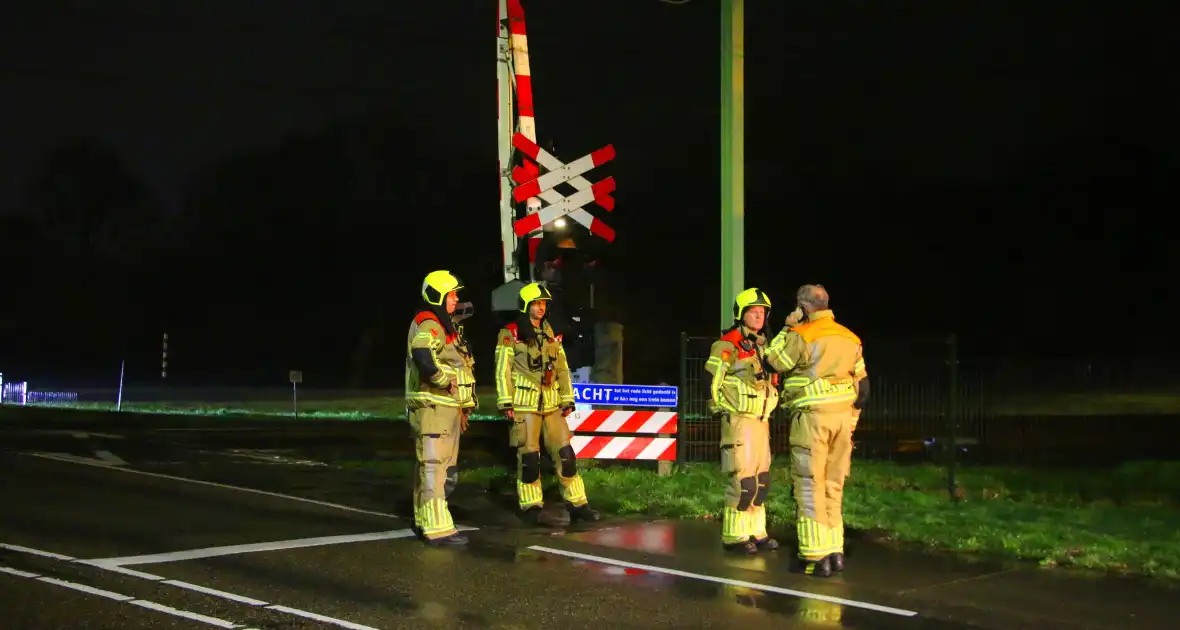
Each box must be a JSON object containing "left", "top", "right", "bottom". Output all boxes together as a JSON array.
[{"left": 1, "top": 0, "right": 1175, "bottom": 390}]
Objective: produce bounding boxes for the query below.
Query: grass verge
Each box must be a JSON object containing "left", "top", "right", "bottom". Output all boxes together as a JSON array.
[
  {"left": 341, "top": 458, "right": 1180, "bottom": 580},
  {"left": 16, "top": 393, "right": 505, "bottom": 421},
  {"left": 18, "top": 389, "right": 1180, "bottom": 420}
]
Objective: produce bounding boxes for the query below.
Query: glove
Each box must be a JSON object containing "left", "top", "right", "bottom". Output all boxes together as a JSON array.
[
  {"left": 785, "top": 307, "right": 805, "bottom": 327},
  {"left": 561, "top": 405, "right": 575, "bottom": 418},
  {"left": 460, "top": 407, "right": 471, "bottom": 433}
]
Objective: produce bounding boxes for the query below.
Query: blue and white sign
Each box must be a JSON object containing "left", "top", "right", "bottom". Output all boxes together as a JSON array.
[{"left": 573, "top": 383, "right": 678, "bottom": 408}]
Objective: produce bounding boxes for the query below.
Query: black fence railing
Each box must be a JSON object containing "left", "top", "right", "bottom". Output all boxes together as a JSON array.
[{"left": 676, "top": 332, "right": 1180, "bottom": 466}]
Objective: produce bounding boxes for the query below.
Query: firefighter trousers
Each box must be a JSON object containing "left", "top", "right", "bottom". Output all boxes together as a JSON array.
[
  {"left": 510, "top": 410, "right": 588, "bottom": 510},
  {"left": 410, "top": 405, "right": 462, "bottom": 540},
  {"left": 720, "top": 413, "right": 772, "bottom": 545},
  {"left": 788, "top": 404, "right": 854, "bottom": 560}
]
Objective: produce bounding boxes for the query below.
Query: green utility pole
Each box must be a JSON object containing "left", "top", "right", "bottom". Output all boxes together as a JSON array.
[{"left": 720, "top": 0, "right": 745, "bottom": 328}]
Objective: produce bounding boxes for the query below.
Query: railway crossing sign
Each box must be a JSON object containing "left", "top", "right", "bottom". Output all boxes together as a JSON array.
[{"left": 511, "top": 133, "right": 616, "bottom": 242}]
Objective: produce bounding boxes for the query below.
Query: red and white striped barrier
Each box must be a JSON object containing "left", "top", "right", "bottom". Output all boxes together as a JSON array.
[
  {"left": 571, "top": 435, "right": 677, "bottom": 461},
  {"left": 566, "top": 410, "right": 678, "bottom": 434}
]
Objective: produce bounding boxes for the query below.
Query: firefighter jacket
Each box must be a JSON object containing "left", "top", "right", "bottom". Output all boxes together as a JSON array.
[
  {"left": 405, "top": 311, "right": 477, "bottom": 410},
  {"left": 705, "top": 325, "right": 780, "bottom": 421},
  {"left": 494, "top": 319, "right": 575, "bottom": 413},
  {"left": 765, "top": 309, "right": 866, "bottom": 409}
]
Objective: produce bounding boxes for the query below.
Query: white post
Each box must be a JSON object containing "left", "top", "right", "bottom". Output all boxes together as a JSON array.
[
  {"left": 117, "top": 360, "right": 125, "bottom": 411},
  {"left": 497, "top": 0, "right": 519, "bottom": 283}
]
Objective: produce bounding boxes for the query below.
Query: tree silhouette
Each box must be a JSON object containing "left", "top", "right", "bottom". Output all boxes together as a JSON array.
[{"left": 22, "top": 135, "right": 161, "bottom": 260}]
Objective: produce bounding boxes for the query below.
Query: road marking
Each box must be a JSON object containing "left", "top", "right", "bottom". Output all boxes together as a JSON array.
[
  {"left": 0, "top": 542, "right": 76, "bottom": 561},
  {"left": 27, "top": 452, "right": 403, "bottom": 519},
  {"left": 161, "top": 579, "right": 270, "bottom": 606},
  {"left": 34, "top": 453, "right": 128, "bottom": 467},
  {"left": 0, "top": 566, "right": 40, "bottom": 578},
  {"left": 129, "top": 600, "right": 241, "bottom": 629},
  {"left": 4, "top": 543, "right": 383, "bottom": 630},
  {"left": 88, "top": 529, "right": 419, "bottom": 566},
  {"left": 94, "top": 449, "right": 128, "bottom": 465},
  {"left": 529, "top": 545, "right": 920, "bottom": 618},
  {"left": 267, "top": 605, "right": 381, "bottom": 630},
  {"left": 1, "top": 564, "right": 244, "bottom": 628}
]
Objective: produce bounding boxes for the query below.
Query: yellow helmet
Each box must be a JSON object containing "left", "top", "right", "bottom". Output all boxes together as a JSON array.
[
  {"left": 518, "top": 282, "right": 553, "bottom": 313},
  {"left": 733, "top": 287, "right": 772, "bottom": 320},
  {"left": 421, "top": 270, "right": 464, "bottom": 306}
]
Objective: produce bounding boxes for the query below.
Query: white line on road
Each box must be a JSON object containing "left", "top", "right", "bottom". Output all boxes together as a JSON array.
[
  {"left": 0, "top": 542, "right": 76, "bottom": 561},
  {"left": 27, "top": 452, "right": 403, "bottom": 519},
  {"left": 529, "top": 545, "right": 921, "bottom": 618},
  {"left": 267, "top": 605, "right": 381, "bottom": 630},
  {"left": 4, "top": 542, "right": 383, "bottom": 630},
  {"left": 1, "top": 564, "right": 244, "bottom": 628},
  {"left": 129, "top": 600, "right": 240, "bottom": 629},
  {"left": 88, "top": 529, "right": 419, "bottom": 566},
  {"left": 94, "top": 449, "right": 128, "bottom": 465},
  {"left": 0, "top": 566, "right": 40, "bottom": 578}
]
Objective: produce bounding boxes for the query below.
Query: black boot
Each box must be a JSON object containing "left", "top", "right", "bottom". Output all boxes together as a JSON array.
[
  {"left": 830, "top": 552, "right": 845, "bottom": 572},
  {"left": 569, "top": 503, "right": 603, "bottom": 522},
  {"left": 523, "top": 505, "right": 569, "bottom": 528},
  {"left": 753, "top": 536, "right": 780, "bottom": 551},
  {"left": 799, "top": 555, "right": 832, "bottom": 577},
  {"left": 724, "top": 540, "right": 759, "bottom": 555},
  {"left": 423, "top": 532, "right": 469, "bottom": 547}
]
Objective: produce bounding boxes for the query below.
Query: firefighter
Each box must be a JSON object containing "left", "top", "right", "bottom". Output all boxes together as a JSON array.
[
  {"left": 495, "top": 282, "right": 603, "bottom": 527},
  {"left": 765, "top": 284, "right": 869, "bottom": 577},
  {"left": 705, "top": 288, "right": 781, "bottom": 554},
  {"left": 405, "top": 270, "right": 476, "bottom": 547}
]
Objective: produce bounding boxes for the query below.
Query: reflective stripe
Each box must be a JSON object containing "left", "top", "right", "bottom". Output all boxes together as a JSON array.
[
  {"left": 765, "top": 334, "right": 796, "bottom": 371},
  {"left": 438, "top": 364, "right": 477, "bottom": 406},
  {"left": 560, "top": 475, "right": 587, "bottom": 506},
  {"left": 557, "top": 346, "right": 576, "bottom": 405},
  {"left": 721, "top": 506, "right": 756, "bottom": 545},
  {"left": 517, "top": 480, "right": 543, "bottom": 509},
  {"left": 415, "top": 498, "right": 456, "bottom": 538},
  {"left": 707, "top": 349, "right": 777, "bottom": 419},
  {"left": 706, "top": 357, "right": 738, "bottom": 414},
  {"left": 508, "top": 372, "right": 563, "bottom": 413},
  {"left": 751, "top": 507, "right": 768, "bottom": 539},
  {"left": 791, "top": 378, "right": 857, "bottom": 408},
  {"left": 797, "top": 515, "right": 841, "bottom": 559},
  {"left": 406, "top": 392, "right": 463, "bottom": 407},
  {"left": 494, "top": 344, "right": 515, "bottom": 406}
]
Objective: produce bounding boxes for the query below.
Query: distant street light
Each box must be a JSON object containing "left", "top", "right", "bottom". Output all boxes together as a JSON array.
[{"left": 554, "top": 218, "right": 568, "bottom": 228}]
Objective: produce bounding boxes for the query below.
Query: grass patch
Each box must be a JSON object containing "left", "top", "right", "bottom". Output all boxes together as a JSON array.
[
  {"left": 342, "top": 458, "right": 1180, "bottom": 579},
  {"left": 18, "top": 392, "right": 506, "bottom": 421}
]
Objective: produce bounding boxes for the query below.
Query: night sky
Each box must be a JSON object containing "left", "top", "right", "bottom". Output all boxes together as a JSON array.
[{"left": 1, "top": 1, "right": 1176, "bottom": 388}]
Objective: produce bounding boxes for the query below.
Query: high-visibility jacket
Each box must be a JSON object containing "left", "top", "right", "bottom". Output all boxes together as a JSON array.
[
  {"left": 494, "top": 319, "right": 575, "bottom": 413},
  {"left": 765, "top": 310, "right": 866, "bottom": 409},
  {"left": 704, "top": 326, "right": 780, "bottom": 421},
  {"left": 405, "top": 311, "right": 476, "bottom": 410}
]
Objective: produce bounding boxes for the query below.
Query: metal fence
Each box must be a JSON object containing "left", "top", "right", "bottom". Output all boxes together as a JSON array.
[{"left": 676, "top": 332, "right": 1180, "bottom": 466}]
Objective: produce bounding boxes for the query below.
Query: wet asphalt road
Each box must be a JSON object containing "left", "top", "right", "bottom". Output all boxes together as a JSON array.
[{"left": 1, "top": 423, "right": 1178, "bottom": 629}]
